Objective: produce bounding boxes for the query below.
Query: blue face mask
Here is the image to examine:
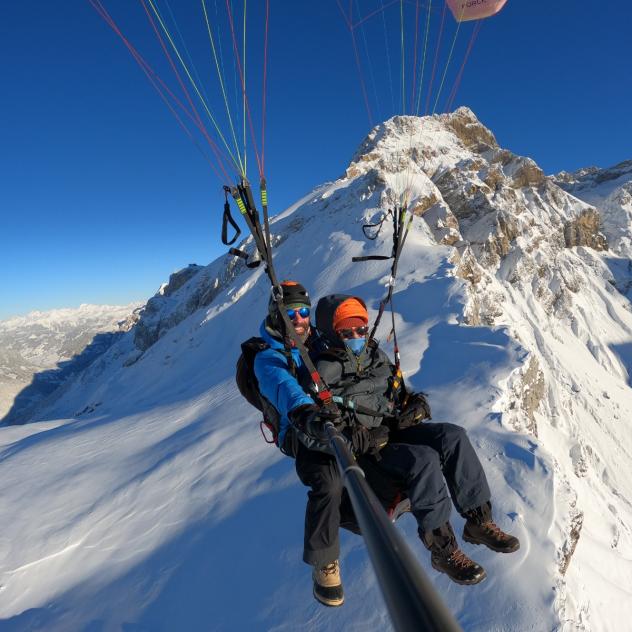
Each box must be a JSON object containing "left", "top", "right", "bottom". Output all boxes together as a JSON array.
[{"left": 344, "top": 337, "right": 366, "bottom": 356}]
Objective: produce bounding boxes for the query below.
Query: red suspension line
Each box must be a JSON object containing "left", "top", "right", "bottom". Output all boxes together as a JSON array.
[
  {"left": 140, "top": 3, "right": 207, "bottom": 139},
  {"left": 445, "top": 20, "right": 482, "bottom": 113},
  {"left": 89, "top": 0, "right": 230, "bottom": 183},
  {"left": 348, "top": 3, "right": 374, "bottom": 127},
  {"left": 334, "top": 0, "right": 352, "bottom": 31},
  {"left": 224, "top": 0, "right": 263, "bottom": 178},
  {"left": 424, "top": 0, "right": 447, "bottom": 115},
  {"left": 351, "top": 0, "right": 401, "bottom": 29},
  {"left": 410, "top": 0, "right": 421, "bottom": 114},
  {"left": 138, "top": 0, "right": 235, "bottom": 179}
]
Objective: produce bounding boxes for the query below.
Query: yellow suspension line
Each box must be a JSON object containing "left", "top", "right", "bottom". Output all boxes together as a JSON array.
[
  {"left": 201, "top": 0, "right": 244, "bottom": 176},
  {"left": 431, "top": 5, "right": 464, "bottom": 115},
  {"left": 146, "top": 0, "right": 242, "bottom": 175}
]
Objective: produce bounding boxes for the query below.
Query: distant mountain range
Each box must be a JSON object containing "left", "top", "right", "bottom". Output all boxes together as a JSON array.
[{"left": 0, "top": 303, "right": 141, "bottom": 423}]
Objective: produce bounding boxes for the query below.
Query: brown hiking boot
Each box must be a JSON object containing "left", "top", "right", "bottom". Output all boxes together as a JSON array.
[
  {"left": 312, "top": 560, "right": 344, "bottom": 607},
  {"left": 463, "top": 520, "right": 520, "bottom": 553},
  {"left": 431, "top": 548, "right": 487, "bottom": 585},
  {"left": 421, "top": 521, "right": 486, "bottom": 586}
]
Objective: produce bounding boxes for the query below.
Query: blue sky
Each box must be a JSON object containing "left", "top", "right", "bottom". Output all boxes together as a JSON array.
[{"left": 1, "top": 1, "right": 631, "bottom": 320}]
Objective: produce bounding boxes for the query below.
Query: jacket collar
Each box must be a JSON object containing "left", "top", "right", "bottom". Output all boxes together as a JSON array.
[{"left": 259, "top": 319, "right": 285, "bottom": 350}]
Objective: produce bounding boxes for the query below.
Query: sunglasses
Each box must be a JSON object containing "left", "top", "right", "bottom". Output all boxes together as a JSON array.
[
  {"left": 337, "top": 325, "right": 369, "bottom": 339},
  {"left": 286, "top": 306, "right": 310, "bottom": 319}
]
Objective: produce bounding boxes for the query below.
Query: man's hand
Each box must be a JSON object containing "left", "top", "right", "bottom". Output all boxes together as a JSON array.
[
  {"left": 397, "top": 392, "right": 431, "bottom": 429},
  {"left": 349, "top": 425, "right": 389, "bottom": 455},
  {"left": 289, "top": 404, "right": 340, "bottom": 442}
]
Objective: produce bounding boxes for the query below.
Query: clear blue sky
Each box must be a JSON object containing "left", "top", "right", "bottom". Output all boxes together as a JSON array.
[{"left": 1, "top": 1, "right": 630, "bottom": 320}]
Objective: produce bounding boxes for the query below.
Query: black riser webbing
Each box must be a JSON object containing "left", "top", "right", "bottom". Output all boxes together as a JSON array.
[{"left": 225, "top": 178, "right": 336, "bottom": 409}]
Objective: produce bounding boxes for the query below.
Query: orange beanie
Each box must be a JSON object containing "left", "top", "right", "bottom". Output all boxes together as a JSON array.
[{"left": 333, "top": 297, "right": 369, "bottom": 331}]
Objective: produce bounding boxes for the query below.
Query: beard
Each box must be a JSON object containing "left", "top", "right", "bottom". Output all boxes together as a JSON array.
[{"left": 293, "top": 323, "right": 310, "bottom": 344}]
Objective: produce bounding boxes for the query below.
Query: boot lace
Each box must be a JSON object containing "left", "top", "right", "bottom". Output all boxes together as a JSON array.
[
  {"left": 448, "top": 550, "right": 474, "bottom": 569},
  {"left": 321, "top": 561, "right": 339, "bottom": 576},
  {"left": 482, "top": 521, "right": 508, "bottom": 540}
]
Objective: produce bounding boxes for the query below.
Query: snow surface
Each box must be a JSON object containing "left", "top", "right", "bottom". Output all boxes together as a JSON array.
[{"left": 1, "top": 109, "right": 631, "bottom": 631}]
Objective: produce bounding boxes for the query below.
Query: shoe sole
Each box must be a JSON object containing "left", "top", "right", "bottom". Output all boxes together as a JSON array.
[
  {"left": 431, "top": 559, "right": 487, "bottom": 585},
  {"left": 313, "top": 586, "right": 344, "bottom": 607},
  {"left": 463, "top": 533, "right": 521, "bottom": 553}
]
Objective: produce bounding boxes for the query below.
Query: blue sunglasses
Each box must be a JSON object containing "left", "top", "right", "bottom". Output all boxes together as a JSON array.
[{"left": 287, "top": 306, "right": 310, "bottom": 319}]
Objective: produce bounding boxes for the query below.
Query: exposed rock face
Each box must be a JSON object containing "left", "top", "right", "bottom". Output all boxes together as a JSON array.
[
  {"left": 564, "top": 209, "right": 608, "bottom": 250},
  {"left": 424, "top": 203, "right": 461, "bottom": 245},
  {"left": 553, "top": 161, "right": 632, "bottom": 257},
  {"left": 133, "top": 257, "right": 250, "bottom": 353},
  {"left": 555, "top": 160, "right": 632, "bottom": 188},
  {"left": 509, "top": 157, "right": 546, "bottom": 189},
  {"left": 161, "top": 264, "right": 204, "bottom": 296},
  {"left": 453, "top": 246, "right": 483, "bottom": 286},
  {"left": 506, "top": 355, "right": 546, "bottom": 436},
  {"left": 559, "top": 510, "right": 584, "bottom": 576},
  {"left": 444, "top": 107, "right": 498, "bottom": 150}
]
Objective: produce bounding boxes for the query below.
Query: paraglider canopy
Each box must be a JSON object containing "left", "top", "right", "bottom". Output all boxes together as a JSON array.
[{"left": 446, "top": 0, "right": 508, "bottom": 22}]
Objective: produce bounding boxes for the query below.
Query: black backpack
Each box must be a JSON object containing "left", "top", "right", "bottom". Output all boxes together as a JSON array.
[{"left": 236, "top": 336, "right": 291, "bottom": 453}]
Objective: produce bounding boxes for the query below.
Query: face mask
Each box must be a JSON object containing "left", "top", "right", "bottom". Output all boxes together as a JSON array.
[{"left": 344, "top": 337, "right": 366, "bottom": 356}]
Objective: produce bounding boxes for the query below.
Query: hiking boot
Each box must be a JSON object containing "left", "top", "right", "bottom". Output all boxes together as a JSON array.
[
  {"left": 430, "top": 548, "right": 487, "bottom": 585},
  {"left": 463, "top": 520, "right": 520, "bottom": 553},
  {"left": 421, "top": 521, "right": 486, "bottom": 586},
  {"left": 312, "top": 560, "right": 344, "bottom": 607}
]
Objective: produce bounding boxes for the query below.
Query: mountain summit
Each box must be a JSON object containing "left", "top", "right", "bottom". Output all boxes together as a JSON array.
[{"left": 1, "top": 108, "right": 631, "bottom": 630}]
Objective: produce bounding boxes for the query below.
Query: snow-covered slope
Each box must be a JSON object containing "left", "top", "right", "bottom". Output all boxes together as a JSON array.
[
  {"left": 1, "top": 108, "right": 631, "bottom": 631},
  {"left": 0, "top": 303, "right": 141, "bottom": 424}
]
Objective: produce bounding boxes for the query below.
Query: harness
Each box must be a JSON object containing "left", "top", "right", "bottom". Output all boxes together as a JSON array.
[{"left": 316, "top": 341, "right": 405, "bottom": 426}]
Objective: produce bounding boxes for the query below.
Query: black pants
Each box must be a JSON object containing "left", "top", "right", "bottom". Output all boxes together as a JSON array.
[
  {"left": 295, "top": 442, "right": 344, "bottom": 568},
  {"left": 368, "top": 422, "right": 492, "bottom": 532},
  {"left": 295, "top": 422, "right": 491, "bottom": 567}
]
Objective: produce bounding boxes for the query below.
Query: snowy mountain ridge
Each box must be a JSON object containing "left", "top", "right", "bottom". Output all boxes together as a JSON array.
[
  {"left": 0, "top": 302, "right": 141, "bottom": 423},
  {"left": 1, "top": 108, "right": 631, "bottom": 631}
]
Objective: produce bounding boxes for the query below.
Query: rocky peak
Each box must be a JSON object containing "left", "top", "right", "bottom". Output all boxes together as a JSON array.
[
  {"left": 553, "top": 159, "right": 632, "bottom": 188},
  {"left": 342, "top": 109, "right": 609, "bottom": 327},
  {"left": 552, "top": 160, "right": 632, "bottom": 258}
]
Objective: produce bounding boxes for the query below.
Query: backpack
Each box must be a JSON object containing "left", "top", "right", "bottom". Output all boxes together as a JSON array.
[{"left": 236, "top": 336, "right": 293, "bottom": 455}]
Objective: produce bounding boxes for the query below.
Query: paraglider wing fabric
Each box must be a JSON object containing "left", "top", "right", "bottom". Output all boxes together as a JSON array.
[{"left": 446, "top": 0, "right": 508, "bottom": 22}]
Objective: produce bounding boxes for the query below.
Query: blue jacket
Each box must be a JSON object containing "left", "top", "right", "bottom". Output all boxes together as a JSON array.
[{"left": 253, "top": 321, "right": 314, "bottom": 445}]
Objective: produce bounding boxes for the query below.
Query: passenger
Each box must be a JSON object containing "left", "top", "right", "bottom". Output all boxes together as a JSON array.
[{"left": 310, "top": 294, "right": 520, "bottom": 589}]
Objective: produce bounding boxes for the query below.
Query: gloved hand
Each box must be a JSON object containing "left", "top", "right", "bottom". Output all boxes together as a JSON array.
[
  {"left": 289, "top": 404, "right": 340, "bottom": 442},
  {"left": 349, "top": 425, "right": 390, "bottom": 455},
  {"left": 397, "top": 392, "right": 431, "bottom": 429}
]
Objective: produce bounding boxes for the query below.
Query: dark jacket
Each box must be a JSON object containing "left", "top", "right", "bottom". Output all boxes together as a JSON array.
[{"left": 314, "top": 294, "right": 398, "bottom": 429}]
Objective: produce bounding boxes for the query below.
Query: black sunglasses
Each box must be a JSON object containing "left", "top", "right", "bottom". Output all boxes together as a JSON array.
[
  {"left": 337, "top": 325, "right": 369, "bottom": 339},
  {"left": 287, "top": 306, "right": 310, "bottom": 319}
]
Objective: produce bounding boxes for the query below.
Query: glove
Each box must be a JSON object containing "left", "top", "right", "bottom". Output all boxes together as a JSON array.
[
  {"left": 349, "top": 425, "right": 390, "bottom": 456},
  {"left": 397, "top": 392, "right": 431, "bottom": 429},
  {"left": 289, "top": 404, "right": 340, "bottom": 443}
]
